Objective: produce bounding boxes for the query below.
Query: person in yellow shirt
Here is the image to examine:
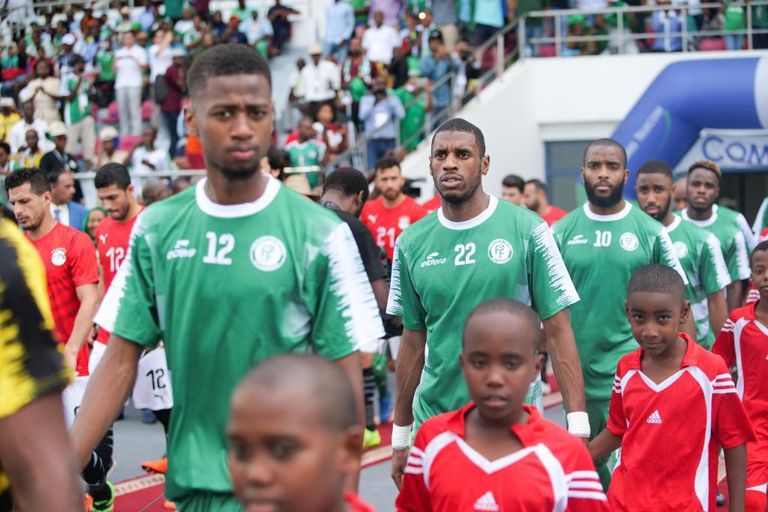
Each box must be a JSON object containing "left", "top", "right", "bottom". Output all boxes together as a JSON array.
[
  {"left": 0, "top": 99, "right": 20, "bottom": 143},
  {"left": 13, "top": 129, "right": 45, "bottom": 168}
]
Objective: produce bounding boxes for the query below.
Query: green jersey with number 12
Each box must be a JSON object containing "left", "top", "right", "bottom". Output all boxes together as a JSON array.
[
  {"left": 553, "top": 202, "right": 686, "bottom": 401},
  {"left": 387, "top": 196, "right": 580, "bottom": 426},
  {"left": 95, "top": 177, "right": 384, "bottom": 501},
  {"left": 666, "top": 215, "right": 731, "bottom": 348}
]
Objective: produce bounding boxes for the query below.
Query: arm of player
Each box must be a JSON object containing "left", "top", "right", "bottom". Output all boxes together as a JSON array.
[
  {"left": 724, "top": 444, "right": 747, "bottom": 512},
  {"left": 543, "top": 310, "right": 587, "bottom": 415},
  {"left": 71, "top": 335, "right": 143, "bottom": 468},
  {"left": 707, "top": 290, "right": 729, "bottom": 340},
  {"left": 334, "top": 351, "right": 364, "bottom": 494},
  {"left": 63, "top": 283, "right": 98, "bottom": 369},
  {"left": 394, "top": 429, "right": 433, "bottom": 511},
  {"left": 0, "top": 392, "right": 83, "bottom": 512},
  {"left": 588, "top": 429, "right": 621, "bottom": 462},
  {"left": 392, "top": 328, "right": 426, "bottom": 490}
]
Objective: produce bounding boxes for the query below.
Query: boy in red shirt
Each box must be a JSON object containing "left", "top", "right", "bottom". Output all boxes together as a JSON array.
[
  {"left": 361, "top": 157, "right": 427, "bottom": 263},
  {"left": 396, "top": 298, "right": 608, "bottom": 511},
  {"left": 590, "top": 264, "right": 754, "bottom": 511},
  {"left": 713, "top": 240, "right": 768, "bottom": 511},
  {"left": 227, "top": 354, "right": 374, "bottom": 512}
]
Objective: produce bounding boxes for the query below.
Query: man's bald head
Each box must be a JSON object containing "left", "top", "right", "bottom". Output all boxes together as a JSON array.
[{"left": 233, "top": 354, "right": 358, "bottom": 431}]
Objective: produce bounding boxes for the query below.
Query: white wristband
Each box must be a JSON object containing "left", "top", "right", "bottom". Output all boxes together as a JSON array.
[
  {"left": 391, "top": 423, "right": 413, "bottom": 450},
  {"left": 567, "top": 412, "right": 591, "bottom": 437}
]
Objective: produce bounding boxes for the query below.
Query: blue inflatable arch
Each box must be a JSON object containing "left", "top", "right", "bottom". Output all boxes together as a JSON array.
[{"left": 611, "top": 56, "right": 768, "bottom": 198}]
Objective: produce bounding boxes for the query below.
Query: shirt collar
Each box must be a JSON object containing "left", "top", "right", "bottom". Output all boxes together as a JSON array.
[
  {"left": 446, "top": 402, "right": 545, "bottom": 446},
  {"left": 625, "top": 332, "right": 700, "bottom": 369}
]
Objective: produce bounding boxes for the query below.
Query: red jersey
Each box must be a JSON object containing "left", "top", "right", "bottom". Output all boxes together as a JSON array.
[
  {"left": 28, "top": 223, "right": 99, "bottom": 376},
  {"left": 607, "top": 334, "right": 755, "bottom": 511},
  {"left": 94, "top": 210, "right": 142, "bottom": 344},
  {"left": 421, "top": 194, "right": 441, "bottom": 213},
  {"left": 343, "top": 492, "right": 375, "bottom": 512},
  {"left": 396, "top": 404, "right": 609, "bottom": 512},
  {"left": 542, "top": 205, "right": 568, "bottom": 227},
  {"left": 713, "top": 303, "right": 768, "bottom": 488},
  {"left": 362, "top": 196, "right": 427, "bottom": 261}
]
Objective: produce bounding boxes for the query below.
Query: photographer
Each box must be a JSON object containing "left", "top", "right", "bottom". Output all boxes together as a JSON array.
[{"left": 359, "top": 76, "right": 405, "bottom": 174}]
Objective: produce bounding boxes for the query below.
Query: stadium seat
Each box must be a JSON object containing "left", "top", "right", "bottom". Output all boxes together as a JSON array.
[
  {"left": 142, "top": 100, "right": 154, "bottom": 122},
  {"left": 538, "top": 44, "right": 557, "bottom": 57},
  {"left": 700, "top": 38, "right": 726, "bottom": 51},
  {"left": 118, "top": 134, "right": 142, "bottom": 151}
]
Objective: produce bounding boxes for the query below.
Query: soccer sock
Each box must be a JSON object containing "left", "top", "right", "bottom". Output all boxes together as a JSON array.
[
  {"left": 363, "top": 368, "right": 376, "bottom": 430},
  {"left": 83, "top": 428, "right": 114, "bottom": 497},
  {"left": 154, "top": 408, "right": 172, "bottom": 438}
]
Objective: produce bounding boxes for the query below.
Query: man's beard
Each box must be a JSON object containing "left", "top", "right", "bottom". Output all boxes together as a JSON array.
[
  {"left": 650, "top": 197, "right": 672, "bottom": 222},
  {"left": 585, "top": 178, "right": 625, "bottom": 209},
  {"left": 439, "top": 175, "right": 482, "bottom": 206},
  {"left": 528, "top": 198, "right": 540, "bottom": 212}
]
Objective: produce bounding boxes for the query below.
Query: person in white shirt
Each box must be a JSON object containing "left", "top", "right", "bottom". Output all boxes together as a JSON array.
[
  {"left": 298, "top": 44, "right": 341, "bottom": 115},
  {"left": 148, "top": 28, "right": 173, "bottom": 85},
  {"left": 323, "top": 0, "right": 355, "bottom": 63},
  {"left": 244, "top": 9, "right": 273, "bottom": 46},
  {"left": 362, "top": 10, "right": 400, "bottom": 66},
  {"left": 114, "top": 30, "right": 148, "bottom": 136},
  {"left": 126, "top": 126, "right": 171, "bottom": 191},
  {"left": 8, "top": 101, "right": 51, "bottom": 154},
  {"left": 19, "top": 60, "right": 62, "bottom": 124}
]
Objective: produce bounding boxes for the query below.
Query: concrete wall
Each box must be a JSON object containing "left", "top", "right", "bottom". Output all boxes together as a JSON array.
[{"left": 402, "top": 51, "right": 768, "bottom": 199}]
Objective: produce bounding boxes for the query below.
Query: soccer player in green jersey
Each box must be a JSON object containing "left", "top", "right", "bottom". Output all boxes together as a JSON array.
[
  {"left": 552, "top": 138, "right": 687, "bottom": 488},
  {"left": 71, "top": 45, "right": 384, "bottom": 511},
  {"left": 388, "top": 118, "right": 588, "bottom": 489},
  {"left": 681, "top": 160, "right": 752, "bottom": 310},
  {"left": 635, "top": 160, "right": 731, "bottom": 348}
]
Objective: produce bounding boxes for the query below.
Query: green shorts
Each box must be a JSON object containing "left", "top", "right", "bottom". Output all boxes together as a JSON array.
[{"left": 175, "top": 492, "right": 242, "bottom": 512}]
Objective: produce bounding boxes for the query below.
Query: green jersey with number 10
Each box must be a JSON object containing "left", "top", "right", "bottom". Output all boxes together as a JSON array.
[
  {"left": 552, "top": 202, "right": 686, "bottom": 401},
  {"left": 666, "top": 215, "right": 731, "bottom": 348},
  {"left": 387, "top": 196, "right": 580, "bottom": 427},
  {"left": 95, "top": 177, "right": 384, "bottom": 502}
]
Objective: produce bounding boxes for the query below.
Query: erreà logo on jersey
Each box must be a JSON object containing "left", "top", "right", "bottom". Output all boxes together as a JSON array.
[
  {"left": 420, "top": 252, "right": 447, "bottom": 268},
  {"left": 566, "top": 234, "right": 589, "bottom": 245},
  {"left": 166, "top": 240, "right": 197, "bottom": 260}
]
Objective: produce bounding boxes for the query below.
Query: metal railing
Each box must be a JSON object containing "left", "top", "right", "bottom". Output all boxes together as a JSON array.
[{"left": 520, "top": 1, "right": 768, "bottom": 56}]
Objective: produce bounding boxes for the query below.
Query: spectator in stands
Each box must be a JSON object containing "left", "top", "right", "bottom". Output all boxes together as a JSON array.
[
  {"left": 93, "top": 37, "right": 117, "bottom": 109},
  {"left": 56, "top": 33, "right": 78, "bottom": 76},
  {"left": 114, "top": 30, "right": 148, "bottom": 136},
  {"left": 432, "top": 0, "right": 459, "bottom": 52},
  {"left": 148, "top": 28, "right": 173, "bottom": 99},
  {"left": 359, "top": 76, "right": 405, "bottom": 173},
  {"left": 324, "top": 0, "right": 356, "bottom": 63},
  {"left": 363, "top": 10, "right": 401, "bottom": 69},
  {"left": 298, "top": 44, "right": 341, "bottom": 117},
  {"left": 388, "top": 46, "right": 411, "bottom": 89},
  {"left": 209, "top": 11, "right": 227, "bottom": 38},
  {"left": 753, "top": 2, "right": 768, "bottom": 48},
  {"left": 501, "top": 174, "right": 525, "bottom": 206},
  {"left": 230, "top": 0, "right": 254, "bottom": 21},
  {"left": 19, "top": 59, "right": 61, "bottom": 124},
  {"left": 0, "top": 142, "right": 14, "bottom": 202},
  {"left": 174, "top": 6, "right": 197, "bottom": 41},
  {"left": 160, "top": 48, "right": 187, "bottom": 159},
  {"left": 95, "top": 126, "right": 128, "bottom": 169},
  {"left": 261, "top": 146, "right": 291, "bottom": 180},
  {"left": 244, "top": 9, "right": 274, "bottom": 57},
  {"left": 341, "top": 37, "right": 372, "bottom": 126},
  {"left": 0, "top": 98, "right": 20, "bottom": 143},
  {"left": 351, "top": 0, "right": 371, "bottom": 36},
  {"left": 421, "top": 29, "right": 456, "bottom": 127},
  {"left": 392, "top": 73, "right": 432, "bottom": 151},
  {"left": 724, "top": 0, "right": 746, "bottom": 50},
  {"left": 369, "top": 0, "right": 403, "bottom": 27},
  {"left": 285, "top": 116, "right": 328, "bottom": 194},
  {"left": 458, "top": 0, "right": 504, "bottom": 47},
  {"left": 141, "top": 178, "right": 172, "bottom": 205},
  {"left": 524, "top": 179, "right": 568, "bottom": 226},
  {"left": 650, "top": 3, "right": 683, "bottom": 52},
  {"left": 268, "top": 0, "right": 300, "bottom": 53},
  {"left": 314, "top": 103, "right": 348, "bottom": 164},
  {"left": 221, "top": 15, "right": 249, "bottom": 44},
  {"left": 14, "top": 129, "right": 45, "bottom": 168},
  {"left": 46, "top": 168, "right": 87, "bottom": 229},
  {"left": 127, "top": 126, "right": 171, "bottom": 175},
  {"left": 61, "top": 55, "right": 96, "bottom": 171},
  {"left": 40, "top": 122, "right": 80, "bottom": 178}
]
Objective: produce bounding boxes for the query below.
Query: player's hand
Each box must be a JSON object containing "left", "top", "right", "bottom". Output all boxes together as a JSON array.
[
  {"left": 391, "top": 447, "right": 409, "bottom": 490},
  {"left": 62, "top": 347, "right": 78, "bottom": 371}
]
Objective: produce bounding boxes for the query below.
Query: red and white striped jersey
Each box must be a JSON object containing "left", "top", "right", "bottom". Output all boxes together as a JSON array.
[
  {"left": 396, "top": 404, "right": 609, "bottom": 512},
  {"left": 607, "top": 334, "right": 754, "bottom": 511}
]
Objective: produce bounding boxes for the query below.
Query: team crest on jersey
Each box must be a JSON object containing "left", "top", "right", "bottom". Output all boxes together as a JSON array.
[
  {"left": 51, "top": 248, "right": 67, "bottom": 266},
  {"left": 674, "top": 241, "right": 689, "bottom": 259},
  {"left": 398, "top": 216, "right": 411, "bottom": 230},
  {"left": 619, "top": 232, "right": 639, "bottom": 252},
  {"left": 487, "top": 239, "right": 513, "bottom": 264},
  {"left": 250, "top": 236, "right": 287, "bottom": 271},
  {"left": 420, "top": 252, "right": 447, "bottom": 268}
]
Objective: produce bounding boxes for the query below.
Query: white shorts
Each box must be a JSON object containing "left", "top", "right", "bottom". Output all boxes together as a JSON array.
[
  {"left": 388, "top": 336, "right": 402, "bottom": 360},
  {"left": 88, "top": 341, "right": 108, "bottom": 375},
  {"left": 132, "top": 347, "right": 174, "bottom": 411},
  {"left": 62, "top": 375, "right": 90, "bottom": 428}
]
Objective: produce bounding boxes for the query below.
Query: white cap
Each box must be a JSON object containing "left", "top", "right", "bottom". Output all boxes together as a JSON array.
[
  {"left": 309, "top": 43, "right": 322, "bottom": 55},
  {"left": 48, "top": 121, "right": 68, "bottom": 138},
  {"left": 61, "top": 33, "right": 76, "bottom": 46},
  {"left": 99, "top": 126, "right": 119, "bottom": 140},
  {"left": 0, "top": 97, "right": 14, "bottom": 108},
  {"left": 171, "top": 47, "right": 187, "bottom": 58}
]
